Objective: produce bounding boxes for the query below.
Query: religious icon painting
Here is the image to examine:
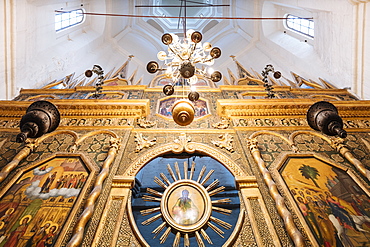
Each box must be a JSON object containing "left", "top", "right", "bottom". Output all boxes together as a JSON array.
[
  {"left": 0, "top": 154, "right": 93, "bottom": 247},
  {"left": 277, "top": 154, "right": 370, "bottom": 247},
  {"left": 140, "top": 161, "right": 232, "bottom": 247},
  {"left": 157, "top": 96, "right": 210, "bottom": 120}
]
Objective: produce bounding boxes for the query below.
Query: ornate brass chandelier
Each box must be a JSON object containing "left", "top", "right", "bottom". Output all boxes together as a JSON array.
[
  {"left": 147, "top": 30, "right": 222, "bottom": 100},
  {"left": 146, "top": 31, "right": 222, "bottom": 126}
]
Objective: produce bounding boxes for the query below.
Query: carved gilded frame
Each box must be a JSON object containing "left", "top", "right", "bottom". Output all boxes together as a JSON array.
[
  {"left": 269, "top": 152, "right": 370, "bottom": 245},
  {"left": 0, "top": 153, "right": 97, "bottom": 247},
  {"left": 123, "top": 133, "right": 249, "bottom": 246}
]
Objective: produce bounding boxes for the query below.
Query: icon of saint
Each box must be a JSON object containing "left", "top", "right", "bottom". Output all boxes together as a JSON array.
[{"left": 172, "top": 189, "right": 199, "bottom": 225}]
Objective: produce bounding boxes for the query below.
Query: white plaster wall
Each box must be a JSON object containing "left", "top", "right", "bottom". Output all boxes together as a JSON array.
[
  {"left": 2, "top": 0, "right": 369, "bottom": 99},
  {"left": 236, "top": 0, "right": 356, "bottom": 94},
  {"left": 0, "top": 0, "right": 121, "bottom": 99},
  {"left": 0, "top": 1, "right": 8, "bottom": 100}
]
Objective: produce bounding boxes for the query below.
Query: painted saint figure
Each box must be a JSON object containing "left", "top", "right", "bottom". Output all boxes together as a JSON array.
[
  {"left": 25, "top": 222, "right": 51, "bottom": 247},
  {"left": 3, "top": 215, "right": 32, "bottom": 247},
  {"left": 40, "top": 172, "right": 57, "bottom": 193},
  {"left": 172, "top": 189, "right": 199, "bottom": 226}
]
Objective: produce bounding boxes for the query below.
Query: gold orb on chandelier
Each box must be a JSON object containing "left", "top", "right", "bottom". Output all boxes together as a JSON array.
[{"left": 171, "top": 99, "right": 195, "bottom": 126}]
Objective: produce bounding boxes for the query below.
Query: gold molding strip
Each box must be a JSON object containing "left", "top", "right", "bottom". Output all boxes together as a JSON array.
[
  {"left": 217, "top": 99, "right": 370, "bottom": 118},
  {"left": 222, "top": 209, "right": 245, "bottom": 247},
  {"left": 111, "top": 176, "right": 135, "bottom": 188},
  {"left": 127, "top": 191, "right": 150, "bottom": 247},
  {"left": 0, "top": 99, "right": 150, "bottom": 118},
  {"left": 235, "top": 176, "right": 258, "bottom": 189},
  {"left": 246, "top": 138, "right": 306, "bottom": 246},
  {"left": 66, "top": 136, "right": 121, "bottom": 247}
]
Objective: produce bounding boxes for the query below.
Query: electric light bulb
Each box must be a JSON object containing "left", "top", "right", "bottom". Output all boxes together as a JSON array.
[
  {"left": 208, "top": 67, "right": 214, "bottom": 75},
  {"left": 189, "top": 75, "right": 198, "bottom": 85},
  {"left": 157, "top": 51, "right": 167, "bottom": 61},
  {"left": 205, "top": 59, "right": 214, "bottom": 66},
  {"left": 170, "top": 33, "right": 179, "bottom": 43},
  {"left": 203, "top": 42, "right": 212, "bottom": 52},
  {"left": 186, "top": 29, "right": 195, "bottom": 39}
]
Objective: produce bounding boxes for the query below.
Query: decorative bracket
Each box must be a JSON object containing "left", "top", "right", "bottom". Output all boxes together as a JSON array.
[
  {"left": 134, "top": 133, "right": 156, "bottom": 152},
  {"left": 137, "top": 117, "right": 156, "bottom": 128},
  {"left": 212, "top": 133, "right": 234, "bottom": 153},
  {"left": 212, "top": 117, "right": 230, "bottom": 129}
]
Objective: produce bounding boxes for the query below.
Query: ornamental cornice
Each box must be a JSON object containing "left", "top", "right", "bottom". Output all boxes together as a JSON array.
[
  {"left": 217, "top": 99, "right": 370, "bottom": 118},
  {"left": 0, "top": 99, "right": 150, "bottom": 118}
]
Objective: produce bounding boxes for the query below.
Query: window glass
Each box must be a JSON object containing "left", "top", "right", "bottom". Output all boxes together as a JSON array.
[
  {"left": 286, "top": 14, "right": 314, "bottom": 38},
  {"left": 55, "top": 9, "right": 84, "bottom": 32}
]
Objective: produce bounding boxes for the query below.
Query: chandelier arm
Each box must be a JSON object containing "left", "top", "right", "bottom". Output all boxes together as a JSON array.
[
  {"left": 168, "top": 46, "right": 184, "bottom": 61},
  {"left": 188, "top": 43, "right": 197, "bottom": 59}
]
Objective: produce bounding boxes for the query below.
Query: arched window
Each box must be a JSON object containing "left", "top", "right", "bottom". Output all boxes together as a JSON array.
[
  {"left": 285, "top": 14, "right": 314, "bottom": 38},
  {"left": 55, "top": 9, "right": 84, "bottom": 32}
]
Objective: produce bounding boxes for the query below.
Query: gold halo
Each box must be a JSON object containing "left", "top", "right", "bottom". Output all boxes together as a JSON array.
[
  {"left": 5, "top": 208, "right": 14, "bottom": 215},
  {"left": 42, "top": 221, "right": 53, "bottom": 228},
  {"left": 49, "top": 223, "right": 59, "bottom": 233},
  {"left": 20, "top": 215, "right": 32, "bottom": 224}
]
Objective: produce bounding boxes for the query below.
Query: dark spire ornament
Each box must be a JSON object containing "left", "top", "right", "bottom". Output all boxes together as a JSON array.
[
  {"left": 306, "top": 101, "right": 347, "bottom": 138},
  {"left": 261, "top": 64, "right": 281, "bottom": 99},
  {"left": 16, "top": 101, "right": 60, "bottom": 143}
]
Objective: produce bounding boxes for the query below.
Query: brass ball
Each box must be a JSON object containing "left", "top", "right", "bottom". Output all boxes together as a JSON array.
[{"left": 171, "top": 100, "right": 195, "bottom": 126}]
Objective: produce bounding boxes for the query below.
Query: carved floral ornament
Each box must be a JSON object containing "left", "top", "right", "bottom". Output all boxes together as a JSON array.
[
  {"left": 137, "top": 116, "right": 156, "bottom": 128},
  {"left": 134, "top": 132, "right": 157, "bottom": 152},
  {"left": 212, "top": 117, "right": 230, "bottom": 129},
  {"left": 211, "top": 133, "right": 234, "bottom": 152}
]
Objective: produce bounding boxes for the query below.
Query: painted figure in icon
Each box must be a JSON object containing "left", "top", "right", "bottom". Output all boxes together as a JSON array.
[
  {"left": 25, "top": 221, "right": 51, "bottom": 247},
  {"left": 3, "top": 215, "right": 32, "bottom": 247},
  {"left": 172, "top": 189, "right": 199, "bottom": 225}
]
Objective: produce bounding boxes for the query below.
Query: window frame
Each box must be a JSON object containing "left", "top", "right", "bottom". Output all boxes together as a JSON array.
[
  {"left": 284, "top": 14, "right": 314, "bottom": 39},
  {"left": 55, "top": 8, "right": 85, "bottom": 32}
]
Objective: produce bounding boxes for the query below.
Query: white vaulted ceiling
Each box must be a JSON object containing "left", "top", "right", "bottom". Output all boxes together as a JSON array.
[{"left": 1, "top": 0, "right": 370, "bottom": 99}]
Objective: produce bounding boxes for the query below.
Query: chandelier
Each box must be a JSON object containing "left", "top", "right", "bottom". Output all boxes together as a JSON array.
[{"left": 146, "top": 30, "right": 222, "bottom": 102}]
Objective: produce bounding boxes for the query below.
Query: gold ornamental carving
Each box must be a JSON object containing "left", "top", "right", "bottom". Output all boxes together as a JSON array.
[
  {"left": 211, "top": 133, "right": 234, "bottom": 153},
  {"left": 212, "top": 117, "right": 230, "bottom": 129},
  {"left": 134, "top": 133, "right": 156, "bottom": 152},
  {"left": 0, "top": 99, "right": 149, "bottom": 119},
  {"left": 127, "top": 133, "right": 245, "bottom": 177},
  {"left": 137, "top": 116, "right": 156, "bottom": 128},
  {"left": 217, "top": 99, "right": 370, "bottom": 118}
]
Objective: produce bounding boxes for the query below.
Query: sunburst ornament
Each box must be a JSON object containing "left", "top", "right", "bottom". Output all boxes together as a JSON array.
[{"left": 141, "top": 161, "right": 232, "bottom": 247}]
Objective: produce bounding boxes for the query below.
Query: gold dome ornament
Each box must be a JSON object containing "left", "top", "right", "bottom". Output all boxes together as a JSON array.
[{"left": 171, "top": 100, "right": 195, "bottom": 126}]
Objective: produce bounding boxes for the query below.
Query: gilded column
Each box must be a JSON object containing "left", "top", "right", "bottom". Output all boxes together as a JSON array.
[
  {"left": 0, "top": 139, "right": 36, "bottom": 183},
  {"left": 331, "top": 137, "right": 370, "bottom": 180},
  {"left": 247, "top": 138, "right": 306, "bottom": 247},
  {"left": 67, "top": 137, "right": 121, "bottom": 247}
]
